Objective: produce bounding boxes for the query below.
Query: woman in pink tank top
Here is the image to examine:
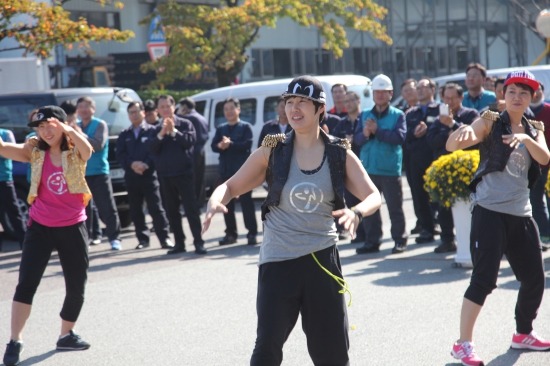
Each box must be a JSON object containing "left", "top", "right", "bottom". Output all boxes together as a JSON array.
[{"left": 0, "top": 105, "right": 93, "bottom": 366}]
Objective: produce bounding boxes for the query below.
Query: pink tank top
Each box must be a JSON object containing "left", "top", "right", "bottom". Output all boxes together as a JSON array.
[{"left": 29, "top": 151, "right": 87, "bottom": 227}]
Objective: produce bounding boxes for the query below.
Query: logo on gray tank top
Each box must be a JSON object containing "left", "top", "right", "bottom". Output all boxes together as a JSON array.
[{"left": 289, "top": 182, "right": 324, "bottom": 213}]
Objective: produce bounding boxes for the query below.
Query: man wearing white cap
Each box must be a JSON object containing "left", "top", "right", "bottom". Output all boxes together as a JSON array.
[{"left": 354, "top": 74, "right": 408, "bottom": 254}]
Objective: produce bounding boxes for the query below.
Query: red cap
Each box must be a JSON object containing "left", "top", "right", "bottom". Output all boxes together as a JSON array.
[{"left": 504, "top": 70, "right": 540, "bottom": 91}]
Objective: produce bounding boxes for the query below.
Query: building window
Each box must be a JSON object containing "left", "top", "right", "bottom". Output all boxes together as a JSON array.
[
  {"left": 456, "top": 46, "right": 468, "bottom": 70},
  {"left": 304, "top": 49, "right": 316, "bottom": 74},
  {"left": 343, "top": 48, "right": 354, "bottom": 73},
  {"left": 273, "top": 49, "right": 291, "bottom": 77},
  {"left": 70, "top": 11, "right": 121, "bottom": 30},
  {"left": 395, "top": 48, "right": 405, "bottom": 73},
  {"left": 293, "top": 49, "right": 304, "bottom": 75},
  {"left": 251, "top": 49, "right": 274, "bottom": 78},
  {"left": 438, "top": 47, "right": 448, "bottom": 70},
  {"left": 353, "top": 48, "right": 369, "bottom": 75}
]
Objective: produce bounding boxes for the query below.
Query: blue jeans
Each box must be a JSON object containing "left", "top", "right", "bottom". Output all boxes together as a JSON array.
[{"left": 85, "top": 174, "right": 121, "bottom": 242}]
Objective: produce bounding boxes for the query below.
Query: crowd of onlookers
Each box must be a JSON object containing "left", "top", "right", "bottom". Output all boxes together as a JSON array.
[{"left": 1, "top": 61, "right": 550, "bottom": 256}]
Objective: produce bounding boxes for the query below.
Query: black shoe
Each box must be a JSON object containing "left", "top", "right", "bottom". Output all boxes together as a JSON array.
[
  {"left": 194, "top": 244, "right": 207, "bottom": 255},
  {"left": 356, "top": 243, "right": 380, "bottom": 254},
  {"left": 3, "top": 340, "right": 23, "bottom": 366},
  {"left": 135, "top": 242, "right": 150, "bottom": 250},
  {"left": 219, "top": 235, "right": 237, "bottom": 245},
  {"left": 247, "top": 234, "right": 258, "bottom": 246},
  {"left": 56, "top": 331, "right": 90, "bottom": 351},
  {"left": 350, "top": 236, "right": 364, "bottom": 244},
  {"left": 161, "top": 239, "right": 175, "bottom": 249},
  {"left": 391, "top": 242, "right": 407, "bottom": 254},
  {"left": 167, "top": 246, "right": 186, "bottom": 255},
  {"left": 410, "top": 225, "right": 422, "bottom": 235},
  {"left": 415, "top": 230, "right": 435, "bottom": 244},
  {"left": 434, "top": 240, "right": 457, "bottom": 253}
]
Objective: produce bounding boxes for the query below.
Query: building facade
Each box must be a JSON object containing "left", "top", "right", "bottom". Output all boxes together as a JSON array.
[{"left": 1, "top": 0, "right": 549, "bottom": 89}]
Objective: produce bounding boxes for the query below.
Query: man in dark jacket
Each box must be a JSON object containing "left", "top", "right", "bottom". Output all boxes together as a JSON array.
[
  {"left": 117, "top": 101, "right": 173, "bottom": 250},
  {"left": 404, "top": 78, "right": 440, "bottom": 245},
  {"left": 211, "top": 98, "right": 258, "bottom": 245},
  {"left": 150, "top": 95, "right": 206, "bottom": 255},
  {"left": 178, "top": 97, "right": 209, "bottom": 205},
  {"left": 426, "top": 83, "right": 479, "bottom": 253},
  {"left": 257, "top": 96, "right": 292, "bottom": 147}
]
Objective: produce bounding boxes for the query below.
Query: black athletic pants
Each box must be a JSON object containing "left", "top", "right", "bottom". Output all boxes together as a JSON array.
[
  {"left": 466, "top": 205, "right": 545, "bottom": 334},
  {"left": 14, "top": 220, "right": 89, "bottom": 322},
  {"left": 250, "top": 245, "right": 349, "bottom": 366}
]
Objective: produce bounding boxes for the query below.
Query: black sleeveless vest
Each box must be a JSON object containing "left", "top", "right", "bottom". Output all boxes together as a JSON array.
[
  {"left": 260, "top": 130, "right": 348, "bottom": 221},
  {"left": 469, "top": 110, "right": 542, "bottom": 192}
]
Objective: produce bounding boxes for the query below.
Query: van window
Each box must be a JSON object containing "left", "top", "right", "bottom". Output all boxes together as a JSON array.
[
  {"left": 58, "top": 89, "right": 140, "bottom": 135},
  {"left": 213, "top": 98, "right": 257, "bottom": 128},
  {"left": 195, "top": 100, "right": 206, "bottom": 116},
  {"left": 0, "top": 95, "right": 53, "bottom": 143},
  {"left": 263, "top": 96, "right": 280, "bottom": 123},
  {"left": 348, "top": 84, "right": 372, "bottom": 110}
]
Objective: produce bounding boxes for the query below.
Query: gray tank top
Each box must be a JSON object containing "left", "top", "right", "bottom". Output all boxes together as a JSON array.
[
  {"left": 259, "top": 151, "right": 338, "bottom": 265},
  {"left": 473, "top": 144, "right": 532, "bottom": 217}
]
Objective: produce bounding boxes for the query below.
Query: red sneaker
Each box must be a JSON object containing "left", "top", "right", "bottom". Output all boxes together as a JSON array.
[
  {"left": 451, "top": 341, "right": 484, "bottom": 366},
  {"left": 511, "top": 331, "right": 550, "bottom": 351}
]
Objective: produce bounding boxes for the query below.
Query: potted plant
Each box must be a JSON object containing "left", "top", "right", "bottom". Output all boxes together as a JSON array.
[
  {"left": 423, "top": 149, "right": 480, "bottom": 208},
  {"left": 423, "top": 149, "right": 480, "bottom": 267}
]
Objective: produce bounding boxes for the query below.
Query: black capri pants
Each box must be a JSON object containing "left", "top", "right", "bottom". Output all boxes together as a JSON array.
[
  {"left": 465, "top": 205, "right": 545, "bottom": 334},
  {"left": 14, "top": 220, "right": 89, "bottom": 322},
  {"left": 250, "top": 245, "right": 349, "bottom": 366}
]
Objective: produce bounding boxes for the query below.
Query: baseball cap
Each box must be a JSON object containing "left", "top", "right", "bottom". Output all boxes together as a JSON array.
[
  {"left": 504, "top": 70, "right": 539, "bottom": 91},
  {"left": 28, "top": 105, "right": 67, "bottom": 127},
  {"left": 283, "top": 75, "right": 326, "bottom": 104}
]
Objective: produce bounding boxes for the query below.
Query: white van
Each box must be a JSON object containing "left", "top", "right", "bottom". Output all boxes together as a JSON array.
[{"left": 191, "top": 74, "right": 374, "bottom": 193}]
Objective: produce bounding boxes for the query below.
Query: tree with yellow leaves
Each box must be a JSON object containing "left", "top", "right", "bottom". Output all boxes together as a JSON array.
[
  {"left": 142, "top": 0, "right": 392, "bottom": 87},
  {"left": 0, "top": 0, "right": 133, "bottom": 58}
]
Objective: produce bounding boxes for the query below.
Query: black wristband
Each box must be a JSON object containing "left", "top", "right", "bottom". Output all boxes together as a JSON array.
[{"left": 352, "top": 208, "right": 363, "bottom": 222}]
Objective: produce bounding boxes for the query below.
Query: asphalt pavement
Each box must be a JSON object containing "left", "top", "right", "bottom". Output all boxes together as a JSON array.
[{"left": 1, "top": 183, "right": 550, "bottom": 366}]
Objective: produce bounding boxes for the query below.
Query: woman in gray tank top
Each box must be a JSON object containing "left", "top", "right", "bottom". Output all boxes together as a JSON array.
[
  {"left": 202, "top": 75, "right": 381, "bottom": 365},
  {"left": 445, "top": 70, "right": 550, "bottom": 366}
]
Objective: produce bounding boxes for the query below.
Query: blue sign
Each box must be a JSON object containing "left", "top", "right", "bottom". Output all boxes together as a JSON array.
[{"left": 148, "top": 14, "right": 166, "bottom": 43}]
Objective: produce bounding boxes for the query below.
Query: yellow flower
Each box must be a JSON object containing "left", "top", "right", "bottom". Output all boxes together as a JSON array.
[{"left": 423, "top": 149, "right": 480, "bottom": 208}]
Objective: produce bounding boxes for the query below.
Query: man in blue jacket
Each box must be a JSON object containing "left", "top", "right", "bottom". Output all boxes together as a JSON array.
[
  {"left": 354, "top": 74, "right": 408, "bottom": 254},
  {"left": 211, "top": 98, "right": 258, "bottom": 245},
  {"left": 150, "top": 95, "right": 206, "bottom": 255},
  {"left": 117, "top": 101, "right": 173, "bottom": 250},
  {"left": 77, "top": 96, "right": 122, "bottom": 251}
]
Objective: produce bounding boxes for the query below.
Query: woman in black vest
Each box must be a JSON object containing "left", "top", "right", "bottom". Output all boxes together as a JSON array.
[
  {"left": 202, "top": 76, "right": 381, "bottom": 366},
  {"left": 446, "top": 70, "right": 550, "bottom": 366}
]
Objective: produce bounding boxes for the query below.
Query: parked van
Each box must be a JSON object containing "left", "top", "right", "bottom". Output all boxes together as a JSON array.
[
  {"left": 0, "top": 87, "right": 140, "bottom": 237},
  {"left": 190, "top": 74, "right": 374, "bottom": 193}
]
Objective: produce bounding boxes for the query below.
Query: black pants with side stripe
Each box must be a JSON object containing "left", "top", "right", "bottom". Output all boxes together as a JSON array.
[{"left": 250, "top": 245, "right": 349, "bottom": 366}]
